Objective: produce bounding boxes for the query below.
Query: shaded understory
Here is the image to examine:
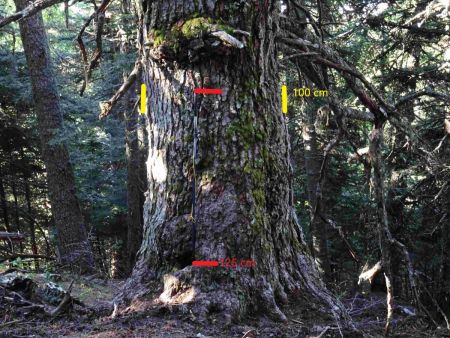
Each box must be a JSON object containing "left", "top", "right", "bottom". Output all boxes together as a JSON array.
[{"left": 0, "top": 273, "right": 445, "bottom": 338}]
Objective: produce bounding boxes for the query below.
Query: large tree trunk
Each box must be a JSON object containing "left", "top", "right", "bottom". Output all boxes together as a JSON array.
[
  {"left": 14, "top": 0, "right": 94, "bottom": 273},
  {"left": 122, "top": 0, "right": 351, "bottom": 324}
]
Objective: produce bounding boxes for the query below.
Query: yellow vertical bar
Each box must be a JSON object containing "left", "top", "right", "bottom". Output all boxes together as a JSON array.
[
  {"left": 140, "top": 83, "right": 147, "bottom": 115},
  {"left": 281, "top": 85, "right": 288, "bottom": 114}
]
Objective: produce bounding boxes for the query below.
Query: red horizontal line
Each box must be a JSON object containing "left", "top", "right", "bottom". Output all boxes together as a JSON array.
[
  {"left": 192, "top": 260, "right": 219, "bottom": 267},
  {"left": 193, "top": 88, "right": 223, "bottom": 95}
]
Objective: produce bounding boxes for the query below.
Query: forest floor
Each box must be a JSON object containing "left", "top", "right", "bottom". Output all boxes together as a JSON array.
[{"left": 1, "top": 272, "right": 448, "bottom": 338}]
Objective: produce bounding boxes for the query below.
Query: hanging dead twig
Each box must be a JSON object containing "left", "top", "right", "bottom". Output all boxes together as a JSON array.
[{"left": 77, "top": 0, "right": 111, "bottom": 96}]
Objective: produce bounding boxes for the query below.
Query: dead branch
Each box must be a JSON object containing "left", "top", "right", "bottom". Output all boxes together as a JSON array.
[
  {"left": 210, "top": 31, "right": 245, "bottom": 48},
  {"left": 282, "top": 52, "right": 320, "bottom": 60},
  {"left": 289, "top": 1, "right": 322, "bottom": 37},
  {"left": 281, "top": 36, "right": 392, "bottom": 114},
  {"left": 241, "top": 329, "right": 257, "bottom": 338},
  {"left": 0, "top": 254, "right": 54, "bottom": 263},
  {"left": 358, "top": 261, "right": 382, "bottom": 285},
  {"left": 48, "top": 280, "right": 74, "bottom": 317},
  {"left": 323, "top": 217, "right": 360, "bottom": 262},
  {"left": 77, "top": 0, "right": 111, "bottom": 96},
  {"left": 395, "top": 89, "right": 450, "bottom": 108},
  {"left": 0, "top": 320, "right": 22, "bottom": 328},
  {"left": 366, "top": 16, "right": 448, "bottom": 36},
  {"left": 418, "top": 277, "right": 450, "bottom": 329},
  {"left": 342, "top": 107, "right": 374, "bottom": 122},
  {"left": 0, "top": 232, "right": 25, "bottom": 241},
  {"left": 315, "top": 326, "right": 330, "bottom": 338},
  {"left": 99, "top": 60, "right": 142, "bottom": 119},
  {"left": 0, "top": 0, "right": 68, "bottom": 29}
]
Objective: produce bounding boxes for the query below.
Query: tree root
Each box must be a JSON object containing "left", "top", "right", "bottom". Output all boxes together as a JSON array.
[{"left": 116, "top": 259, "right": 362, "bottom": 338}]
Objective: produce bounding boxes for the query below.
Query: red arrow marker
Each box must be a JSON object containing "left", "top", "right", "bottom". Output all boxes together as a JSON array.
[{"left": 193, "top": 88, "right": 223, "bottom": 95}]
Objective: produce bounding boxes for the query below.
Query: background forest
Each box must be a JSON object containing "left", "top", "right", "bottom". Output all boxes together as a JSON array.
[{"left": 0, "top": 0, "right": 449, "bottom": 337}]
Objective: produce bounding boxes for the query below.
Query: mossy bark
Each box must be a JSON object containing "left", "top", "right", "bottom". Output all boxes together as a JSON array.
[{"left": 122, "top": 0, "right": 352, "bottom": 325}]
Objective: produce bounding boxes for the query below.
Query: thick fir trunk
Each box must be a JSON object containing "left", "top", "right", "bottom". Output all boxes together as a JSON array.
[
  {"left": 123, "top": 0, "right": 351, "bottom": 324},
  {"left": 14, "top": 0, "right": 94, "bottom": 273}
]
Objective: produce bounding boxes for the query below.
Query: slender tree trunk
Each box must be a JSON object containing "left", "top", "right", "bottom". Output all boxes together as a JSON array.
[
  {"left": 11, "top": 182, "right": 24, "bottom": 252},
  {"left": 0, "top": 174, "right": 10, "bottom": 232},
  {"left": 14, "top": 0, "right": 94, "bottom": 273},
  {"left": 302, "top": 107, "right": 332, "bottom": 281},
  {"left": 369, "top": 125, "right": 394, "bottom": 334},
  {"left": 117, "top": 15, "right": 148, "bottom": 275},
  {"left": 114, "top": 12, "right": 147, "bottom": 276},
  {"left": 120, "top": 0, "right": 352, "bottom": 326},
  {"left": 24, "top": 179, "right": 39, "bottom": 270},
  {"left": 125, "top": 90, "right": 146, "bottom": 275}
]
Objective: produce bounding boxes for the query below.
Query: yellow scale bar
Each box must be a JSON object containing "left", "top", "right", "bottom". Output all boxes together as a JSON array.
[
  {"left": 281, "top": 85, "right": 288, "bottom": 114},
  {"left": 140, "top": 84, "right": 147, "bottom": 115}
]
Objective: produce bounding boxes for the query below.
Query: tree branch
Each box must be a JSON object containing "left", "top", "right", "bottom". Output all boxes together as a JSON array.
[
  {"left": 99, "top": 60, "right": 142, "bottom": 119},
  {"left": 395, "top": 89, "right": 450, "bottom": 108},
  {"left": 0, "top": 232, "right": 25, "bottom": 241},
  {"left": 366, "top": 16, "right": 448, "bottom": 36},
  {"left": 77, "top": 0, "right": 111, "bottom": 96},
  {"left": 0, "top": 0, "right": 67, "bottom": 29}
]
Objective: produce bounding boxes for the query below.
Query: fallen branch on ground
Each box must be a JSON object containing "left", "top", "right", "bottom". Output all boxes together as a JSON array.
[
  {"left": 0, "top": 319, "right": 23, "bottom": 328},
  {"left": 48, "top": 280, "right": 74, "bottom": 317}
]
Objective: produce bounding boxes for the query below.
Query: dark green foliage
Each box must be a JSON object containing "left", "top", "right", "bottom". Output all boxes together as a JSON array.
[{"left": 0, "top": 0, "right": 137, "bottom": 276}]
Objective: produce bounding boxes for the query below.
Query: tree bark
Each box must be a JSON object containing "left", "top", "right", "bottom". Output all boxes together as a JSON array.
[
  {"left": 0, "top": 174, "right": 11, "bottom": 232},
  {"left": 14, "top": 0, "right": 94, "bottom": 273},
  {"left": 11, "top": 182, "right": 24, "bottom": 253},
  {"left": 125, "top": 93, "right": 147, "bottom": 275},
  {"left": 369, "top": 125, "right": 394, "bottom": 334},
  {"left": 24, "top": 179, "right": 39, "bottom": 270},
  {"left": 120, "top": 0, "right": 352, "bottom": 326},
  {"left": 116, "top": 16, "right": 148, "bottom": 276},
  {"left": 302, "top": 106, "right": 332, "bottom": 281}
]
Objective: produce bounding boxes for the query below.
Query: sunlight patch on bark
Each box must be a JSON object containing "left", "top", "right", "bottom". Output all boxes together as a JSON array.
[
  {"left": 159, "top": 274, "right": 196, "bottom": 305},
  {"left": 148, "top": 149, "right": 167, "bottom": 183}
]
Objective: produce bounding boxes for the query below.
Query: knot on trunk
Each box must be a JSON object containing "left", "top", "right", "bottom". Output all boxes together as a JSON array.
[{"left": 145, "top": 17, "right": 249, "bottom": 63}]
